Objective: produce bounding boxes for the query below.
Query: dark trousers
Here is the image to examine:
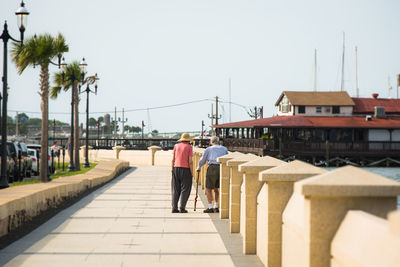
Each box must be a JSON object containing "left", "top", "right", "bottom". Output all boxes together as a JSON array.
[{"left": 172, "top": 167, "right": 192, "bottom": 210}]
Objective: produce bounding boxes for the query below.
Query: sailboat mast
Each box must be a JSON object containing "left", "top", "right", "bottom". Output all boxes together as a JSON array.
[
  {"left": 341, "top": 32, "right": 345, "bottom": 91},
  {"left": 229, "top": 78, "right": 232, "bottom": 122},
  {"left": 313, "top": 49, "right": 317, "bottom": 91},
  {"left": 355, "top": 46, "right": 359, "bottom": 97}
]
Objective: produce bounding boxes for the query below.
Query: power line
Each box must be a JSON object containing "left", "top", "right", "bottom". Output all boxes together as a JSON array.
[{"left": 9, "top": 98, "right": 214, "bottom": 115}]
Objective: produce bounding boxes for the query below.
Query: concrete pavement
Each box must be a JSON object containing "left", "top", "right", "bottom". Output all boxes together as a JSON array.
[{"left": 0, "top": 166, "right": 263, "bottom": 267}]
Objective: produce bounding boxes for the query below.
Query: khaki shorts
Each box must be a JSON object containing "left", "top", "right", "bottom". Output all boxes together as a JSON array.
[{"left": 206, "top": 164, "right": 220, "bottom": 189}]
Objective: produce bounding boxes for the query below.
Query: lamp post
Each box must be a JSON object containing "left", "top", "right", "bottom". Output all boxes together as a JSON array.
[
  {"left": 53, "top": 119, "right": 56, "bottom": 139},
  {"left": 60, "top": 57, "right": 86, "bottom": 172},
  {"left": 141, "top": 120, "right": 145, "bottom": 140},
  {"left": 80, "top": 72, "right": 99, "bottom": 168},
  {"left": 0, "top": 1, "right": 29, "bottom": 189}
]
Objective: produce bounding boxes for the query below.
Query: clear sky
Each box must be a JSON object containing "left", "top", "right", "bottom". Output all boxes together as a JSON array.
[{"left": 1, "top": 0, "right": 399, "bottom": 133}]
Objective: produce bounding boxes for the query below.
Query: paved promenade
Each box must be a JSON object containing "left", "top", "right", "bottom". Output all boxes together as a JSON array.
[{"left": 0, "top": 166, "right": 263, "bottom": 267}]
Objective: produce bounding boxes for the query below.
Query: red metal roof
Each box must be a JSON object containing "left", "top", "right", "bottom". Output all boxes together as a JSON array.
[
  {"left": 215, "top": 116, "right": 400, "bottom": 129},
  {"left": 352, "top": 97, "right": 400, "bottom": 113}
]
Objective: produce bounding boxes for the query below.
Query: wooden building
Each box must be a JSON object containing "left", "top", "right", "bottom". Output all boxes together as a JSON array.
[{"left": 216, "top": 91, "right": 400, "bottom": 166}]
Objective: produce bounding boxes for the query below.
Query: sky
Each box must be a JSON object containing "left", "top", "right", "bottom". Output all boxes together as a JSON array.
[{"left": 1, "top": 0, "right": 400, "bottom": 133}]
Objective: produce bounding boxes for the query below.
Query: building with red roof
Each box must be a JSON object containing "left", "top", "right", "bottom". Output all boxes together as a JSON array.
[{"left": 215, "top": 91, "right": 400, "bottom": 165}]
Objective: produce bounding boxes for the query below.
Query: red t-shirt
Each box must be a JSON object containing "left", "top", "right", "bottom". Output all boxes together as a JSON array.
[{"left": 173, "top": 142, "right": 193, "bottom": 168}]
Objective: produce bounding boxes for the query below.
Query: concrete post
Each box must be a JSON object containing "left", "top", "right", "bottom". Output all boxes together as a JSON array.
[
  {"left": 217, "top": 152, "right": 243, "bottom": 219},
  {"left": 148, "top": 146, "right": 161, "bottom": 166},
  {"left": 237, "top": 156, "right": 286, "bottom": 254},
  {"left": 80, "top": 145, "right": 92, "bottom": 162},
  {"left": 257, "top": 160, "right": 327, "bottom": 266},
  {"left": 282, "top": 165, "right": 400, "bottom": 267},
  {"left": 226, "top": 154, "right": 258, "bottom": 233},
  {"left": 112, "top": 146, "right": 125, "bottom": 159},
  {"left": 331, "top": 210, "right": 400, "bottom": 267}
]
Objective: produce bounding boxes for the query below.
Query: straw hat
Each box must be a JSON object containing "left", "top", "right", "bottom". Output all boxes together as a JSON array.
[{"left": 178, "top": 133, "right": 191, "bottom": 142}]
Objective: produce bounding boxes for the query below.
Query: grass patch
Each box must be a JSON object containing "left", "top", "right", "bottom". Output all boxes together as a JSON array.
[
  {"left": 9, "top": 162, "right": 97, "bottom": 187},
  {"left": 10, "top": 179, "right": 40, "bottom": 187},
  {"left": 51, "top": 163, "right": 98, "bottom": 178}
]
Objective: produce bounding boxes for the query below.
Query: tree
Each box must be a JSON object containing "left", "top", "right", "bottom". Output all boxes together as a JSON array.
[
  {"left": 89, "top": 117, "right": 97, "bottom": 128},
  {"left": 11, "top": 33, "right": 68, "bottom": 182},
  {"left": 51, "top": 62, "right": 82, "bottom": 170},
  {"left": 17, "top": 113, "right": 29, "bottom": 123}
]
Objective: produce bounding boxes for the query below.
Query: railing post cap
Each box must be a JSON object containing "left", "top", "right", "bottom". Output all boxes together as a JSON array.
[
  {"left": 259, "top": 160, "right": 327, "bottom": 182},
  {"left": 295, "top": 165, "right": 400, "bottom": 197},
  {"left": 388, "top": 210, "right": 400, "bottom": 236},
  {"left": 217, "top": 151, "right": 244, "bottom": 163},
  {"left": 238, "top": 156, "right": 285, "bottom": 173},
  {"left": 226, "top": 154, "right": 259, "bottom": 167}
]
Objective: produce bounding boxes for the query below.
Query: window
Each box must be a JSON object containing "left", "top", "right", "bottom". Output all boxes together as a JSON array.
[
  {"left": 298, "top": 106, "right": 305, "bottom": 114},
  {"left": 316, "top": 106, "right": 322, "bottom": 113},
  {"left": 280, "top": 96, "right": 290, "bottom": 113},
  {"left": 332, "top": 106, "right": 340, "bottom": 114}
]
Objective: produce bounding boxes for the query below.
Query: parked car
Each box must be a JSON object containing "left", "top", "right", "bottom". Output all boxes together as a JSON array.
[
  {"left": 0, "top": 143, "right": 14, "bottom": 183},
  {"left": 15, "top": 142, "right": 32, "bottom": 178},
  {"left": 26, "top": 144, "right": 54, "bottom": 174},
  {"left": 6, "top": 141, "right": 20, "bottom": 181},
  {"left": 27, "top": 148, "right": 39, "bottom": 176}
]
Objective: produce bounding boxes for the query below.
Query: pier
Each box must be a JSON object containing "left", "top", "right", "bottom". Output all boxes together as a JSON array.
[{"left": 0, "top": 149, "right": 399, "bottom": 266}]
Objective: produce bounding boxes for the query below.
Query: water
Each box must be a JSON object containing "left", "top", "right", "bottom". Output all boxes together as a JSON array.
[{"left": 326, "top": 167, "right": 400, "bottom": 209}]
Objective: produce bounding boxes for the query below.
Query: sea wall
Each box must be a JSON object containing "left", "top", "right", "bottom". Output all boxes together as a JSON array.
[
  {"left": 0, "top": 159, "right": 129, "bottom": 239},
  {"left": 193, "top": 147, "right": 400, "bottom": 267},
  {"left": 79, "top": 149, "right": 173, "bottom": 166}
]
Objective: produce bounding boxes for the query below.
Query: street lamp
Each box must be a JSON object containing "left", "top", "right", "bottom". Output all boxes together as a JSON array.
[
  {"left": 0, "top": 1, "right": 29, "bottom": 189},
  {"left": 141, "top": 120, "right": 145, "bottom": 140},
  {"left": 80, "top": 72, "right": 99, "bottom": 168},
  {"left": 61, "top": 57, "right": 86, "bottom": 172},
  {"left": 53, "top": 119, "right": 56, "bottom": 139}
]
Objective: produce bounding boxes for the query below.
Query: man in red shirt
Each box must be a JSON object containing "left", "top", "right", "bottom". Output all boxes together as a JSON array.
[{"left": 171, "top": 133, "right": 193, "bottom": 213}]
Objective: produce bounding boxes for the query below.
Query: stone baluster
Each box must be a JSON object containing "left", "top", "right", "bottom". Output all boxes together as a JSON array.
[
  {"left": 282, "top": 165, "right": 400, "bottom": 267},
  {"left": 226, "top": 154, "right": 258, "bottom": 233},
  {"left": 217, "top": 152, "right": 244, "bottom": 219},
  {"left": 148, "top": 146, "right": 161, "bottom": 166},
  {"left": 331, "top": 210, "right": 400, "bottom": 267},
  {"left": 238, "top": 156, "right": 286, "bottom": 254},
  {"left": 257, "top": 160, "right": 327, "bottom": 266},
  {"left": 112, "top": 146, "right": 125, "bottom": 159}
]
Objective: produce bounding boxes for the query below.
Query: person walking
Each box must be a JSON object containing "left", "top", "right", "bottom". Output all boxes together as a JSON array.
[
  {"left": 197, "top": 136, "right": 228, "bottom": 213},
  {"left": 171, "top": 133, "right": 193, "bottom": 213}
]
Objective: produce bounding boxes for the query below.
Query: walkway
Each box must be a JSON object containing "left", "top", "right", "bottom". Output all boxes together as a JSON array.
[{"left": 0, "top": 166, "right": 263, "bottom": 267}]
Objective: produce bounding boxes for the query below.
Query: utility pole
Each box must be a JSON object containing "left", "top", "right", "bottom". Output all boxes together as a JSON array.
[
  {"left": 260, "top": 106, "right": 263, "bottom": 118},
  {"left": 210, "top": 103, "right": 214, "bottom": 126},
  {"left": 201, "top": 120, "right": 204, "bottom": 147},
  {"left": 215, "top": 96, "right": 219, "bottom": 125},
  {"left": 254, "top": 106, "right": 258, "bottom": 119},
  {"left": 114, "top": 106, "right": 117, "bottom": 138},
  {"left": 121, "top": 108, "right": 125, "bottom": 137}
]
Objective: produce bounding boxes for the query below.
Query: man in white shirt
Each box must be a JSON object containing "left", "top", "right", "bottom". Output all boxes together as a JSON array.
[{"left": 196, "top": 136, "right": 228, "bottom": 213}]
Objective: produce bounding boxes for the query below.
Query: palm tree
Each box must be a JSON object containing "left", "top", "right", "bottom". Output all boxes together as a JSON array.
[
  {"left": 51, "top": 62, "right": 82, "bottom": 170},
  {"left": 11, "top": 33, "right": 68, "bottom": 182}
]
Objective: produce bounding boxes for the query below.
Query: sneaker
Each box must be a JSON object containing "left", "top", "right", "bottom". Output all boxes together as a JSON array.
[
  {"left": 203, "top": 208, "right": 214, "bottom": 213},
  {"left": 172, "top": 209, "right": 179, "bottom": 213},
  {"left": 214, "top": 208, "right": 219, "bottom": 213},
  {"left": 180, "top": 209, "right": 188, "bottom": 213}
]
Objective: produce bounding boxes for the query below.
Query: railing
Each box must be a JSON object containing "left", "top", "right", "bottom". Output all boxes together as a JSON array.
[
  {"left": 222, "top": 138, "right": 400, "bottom": 157},
  {"left": 50, "top": 138, "right": 179, "bottom": 150},
  {"left": 222, "top": 138, "right": 265, "bottom": 155}
]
